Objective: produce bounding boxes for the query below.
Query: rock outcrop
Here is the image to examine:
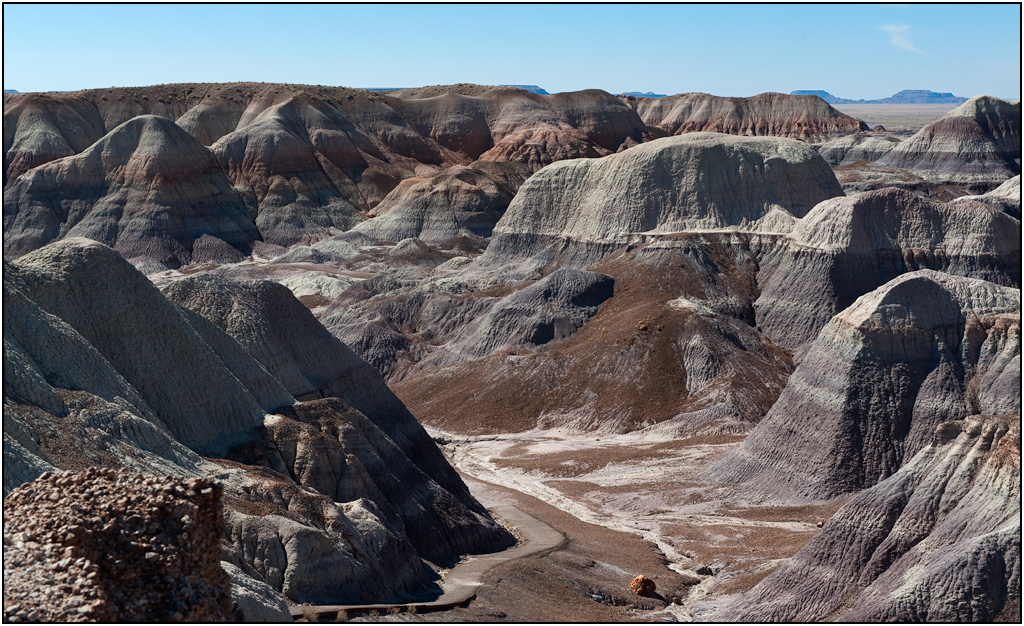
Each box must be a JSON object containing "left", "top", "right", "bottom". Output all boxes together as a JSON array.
[
  {"left": 475, "top": 133, "right": 843, "bottom": 273},
  {"left": 755, "top": 187, "right": 1022, "bottom": 349},
  {"left": 3, "top": 116, "right": 259, "bottom": 272},
  {"left": 712, "top": 270, "right": 1021, "bottom": 501},
  {"left": 352, "top": 162, "right": 530, "bottom": 244},
  {"left": 817, "top": 132, "right": 902, "bottom": 166},
  {"left": 2, "top": 468, "right": 235, "bottom": 622},
  {"left": 875, "top": 96, "right": 1021, "bottom": 183},
  {"left": 698, "top": 415, "right": 1020, "bottom": 622},
  {"left": 221, "top": 562, "right": 292, "bottom": 622},
  {"left": 953, "top": 174, "right": 1021, "bottom": 220},
  {"left": 623, "top": 92, "right": 868, "bottom": 142}
]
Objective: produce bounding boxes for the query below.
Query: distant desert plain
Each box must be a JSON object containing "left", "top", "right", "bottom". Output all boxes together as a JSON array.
[{"left": 833, "top": 102, "right": 964, "bottom": 132}]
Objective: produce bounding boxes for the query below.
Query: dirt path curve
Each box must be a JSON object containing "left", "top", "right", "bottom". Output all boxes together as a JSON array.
[{"left": 288, "top": 477, "right": 566, "bottom": 619}]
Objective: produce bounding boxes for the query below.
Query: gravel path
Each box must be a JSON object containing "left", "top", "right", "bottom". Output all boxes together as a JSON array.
[{"left": 288, "top": 490, "right": 566, "bottom": 620}]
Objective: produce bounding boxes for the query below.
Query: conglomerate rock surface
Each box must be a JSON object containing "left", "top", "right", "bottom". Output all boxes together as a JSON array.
[{"left": 2, "top": 468, "right": 235, "bottom": 623}]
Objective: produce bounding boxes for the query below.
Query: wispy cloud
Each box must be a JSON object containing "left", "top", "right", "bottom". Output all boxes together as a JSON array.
[{"left": 879, "top": 23, "right": 926, "bottom": 55}]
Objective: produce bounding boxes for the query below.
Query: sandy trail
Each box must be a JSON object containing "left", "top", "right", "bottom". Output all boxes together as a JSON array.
[
  {"left": 428, "top": 426, "right": 819, "bottom": 578},
  {"left": 288, "top": 485, "right": 566, "bottom": 620}
]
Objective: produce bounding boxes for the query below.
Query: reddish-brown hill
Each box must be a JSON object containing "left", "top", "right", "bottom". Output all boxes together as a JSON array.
[{"left": 623, "top": 92, "right": 868, "bottom": 142}]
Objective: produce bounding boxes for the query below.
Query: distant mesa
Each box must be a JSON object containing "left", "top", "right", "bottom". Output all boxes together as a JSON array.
[
  {"left": 791, "top": 89, "right": 969, "bottom": 105},
  {"left": 879, "top": 89, "right": 970, "bottom": 104},
  {"left": 790, "top": 90, "right": 858, "bottom": 104},
  {"left": 618, "top": 91, "right": 667, "bottom": 98},
  {"left": 3, "top": 88, "right": 18, "bottom": 93},
  {"left": 499, "top": 85, "right": 549, "bottom": 94}
]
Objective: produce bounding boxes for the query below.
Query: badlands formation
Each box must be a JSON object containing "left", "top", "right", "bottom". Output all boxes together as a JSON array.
[{"left": 3, "top": 82, "right": 1022, "bottom": 622}]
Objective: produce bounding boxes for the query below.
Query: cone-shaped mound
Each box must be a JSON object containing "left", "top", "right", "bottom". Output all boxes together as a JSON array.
[
  {"left": 875, "top": 95, "right": 1021, "bottom": 182},
  {"left": 712, "top": 270, "right": 1020, "bottom": 501},
  {"left": 5, "top": 238, "right": 287, "bottom": 454},
  {"left": 3, "top": 115, "right": 258, "bottom": 272},
  {"left": 161, "top": 273, "right": 511, "bottom": 558}
]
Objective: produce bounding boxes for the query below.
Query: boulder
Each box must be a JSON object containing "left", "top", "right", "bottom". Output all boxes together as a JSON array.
[{"left": 630, "top": 575, "right": 657, "bottom": 596}]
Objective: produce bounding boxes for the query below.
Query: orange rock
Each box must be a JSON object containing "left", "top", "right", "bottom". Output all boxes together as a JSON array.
[{"left": 630, "top": 574, "right": 656, "bottom": 596}]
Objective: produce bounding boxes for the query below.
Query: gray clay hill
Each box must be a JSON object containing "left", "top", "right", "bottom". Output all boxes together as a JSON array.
[{"left": 3, "top": 81, "right": 1021, "bottom": 622}]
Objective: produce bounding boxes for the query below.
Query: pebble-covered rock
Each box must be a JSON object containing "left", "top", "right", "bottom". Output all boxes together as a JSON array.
[{"left": 2, "top": 468, "right": 236, "bottom": 622}]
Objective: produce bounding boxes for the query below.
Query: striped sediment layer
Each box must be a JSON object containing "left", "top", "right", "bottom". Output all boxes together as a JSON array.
[
  {"left": 711, "top": 270, "right": 1020, "bottom": 501},
  {"left": 875, "top": 95, "right": 1021, "bottom": 182},
  {"left": 755, "top": 187, "right": 1021, "bottom": 350},
  {"left": 697, "top": 415, "right": 1020, "bottom": 621}
]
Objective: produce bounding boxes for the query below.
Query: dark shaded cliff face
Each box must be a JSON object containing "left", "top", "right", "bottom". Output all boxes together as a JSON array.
[{"left": 3, "top": 237, "right": 513, "bottom": 607}]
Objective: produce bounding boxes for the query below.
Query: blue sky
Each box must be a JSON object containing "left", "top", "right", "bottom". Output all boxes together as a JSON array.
[{"left": 3, "top": 4, "right": 1020, "bottom": 99}]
